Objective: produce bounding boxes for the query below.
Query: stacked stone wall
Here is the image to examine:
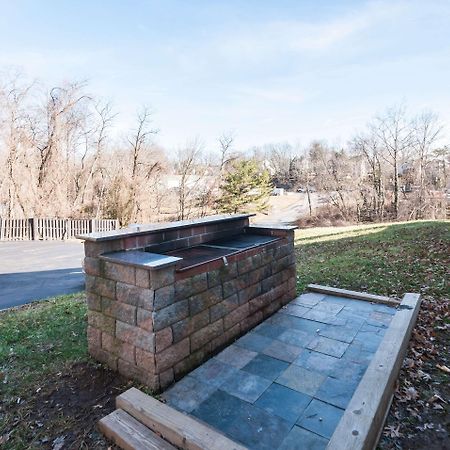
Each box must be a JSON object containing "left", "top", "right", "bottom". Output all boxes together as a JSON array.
[{"left": 83, "top": 221, "right": 296, "bottom": 392}]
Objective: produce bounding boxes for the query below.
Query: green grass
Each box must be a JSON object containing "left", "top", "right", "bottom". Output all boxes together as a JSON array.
[
  {"left": 0, "top": 294, "right": 88, "bottom": 398},
  {"left": 294, "top": 220, "right": 450, "bottom": 300}
]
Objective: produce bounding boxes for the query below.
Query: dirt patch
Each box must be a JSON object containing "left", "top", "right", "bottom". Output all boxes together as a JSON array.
[{"left": 2, "top": 361, "right": 133, "bottom": 449}]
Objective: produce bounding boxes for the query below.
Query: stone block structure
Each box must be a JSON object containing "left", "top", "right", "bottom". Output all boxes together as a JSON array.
[{"left": 78, "top": 214, "right": 297, "bottom": 392}]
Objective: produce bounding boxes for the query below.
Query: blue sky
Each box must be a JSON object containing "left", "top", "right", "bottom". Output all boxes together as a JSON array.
[{"left": 1, "top": 0, "right": 449, "bottom": 151}]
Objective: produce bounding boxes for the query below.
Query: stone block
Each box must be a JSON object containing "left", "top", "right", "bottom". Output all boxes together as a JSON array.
[
  {"left": 136, "top": 307, "right": 153, "bottom": 332},
  {"left": 288, "top": 276, "right": 297, "bottom": 291},
  {"left": 261, "top": 248, "right": 274, "bottom": 265},
  {"left": 153, "top": 284, "right": 175, "bottom": 310},
  {"left": 188, "top": 286, "right": 222, "bottom": 315},
  {"left": 218, "top": 262, "right": 238, "bottom": 282},
  {"left": 235, "top": 273, "right": 250, "bottom": 291},
  {"left": 84, "top": 241, "right": 101, "bottom": 258},
  {"left": 249, "top": 291, "right": 274, "bottom": 314},
  {"left": 155, "top": 338, "right": 190, "bottom": 372},
  {"left": 173, "top": 344, "right": 211, "bottom": 379},
  {"left": 102, "top": 332, "right": 136, "bottom": 364},
  {"left": 171, "top": 310, "right": 209, "bottom": 343},
  {"left": 159, "top": 368, "right": 174, "bottom": 390},
  {"left": 103, "top": 261, "right": 135, "bottom": 284},
  {"left": 118, "top": 359, "right": 159, "bottom": 390},
  {"left": 272, "top": 256, "right": 290, "bottom": 275},
  {"left": 263, "top": 298, "right": 282, "bottom": 318},
  {"left": 116, "top": 320, "right": 155, "bottom": 351},
  {"left": 85, "top": 240, "right": 123, "bottom": 257},
  {"left": 87, "top": 325, "right": 101, "bottom": 349},
  {"left": 89, "top": 345, "right": 118, "bottom": 370},
  {"left": 238, "top": 283, "right": 262, "bottom": 304},
  {"left": 224, "top": 303, "right": 249, "bottom": 330},
  {"left": 86, "top": 275, "right": 116, "bottom": 299},
  {"left": 116, "top": 282, "right": 154, "bottom": 310},
  {"left": 135, "top": 268, "right": 150, "bottom": 288},
  {"left": 240, "top": 310, "right": 263, "bottom": 333},
  {"left": 274, "top": 244, "right": 290, "bottom": 260},
  {"left": 262, "top": 271, "right": 285, "bottom": 293},
  {"left": 209, "top": 294, "right": 239, "bottom": 322},
  {"left": 84, "top": 256, "right": 101, "bottom": 276},
  {"left": 237, "top": 256, "right": 256, "bottom": 274},
  {"left": 88, "top": 310, "right": 115, "bottom": 334},
  {"left": 210, "top": 323, "right": 240, "bottom": 350},
  {"left": 86, "top": 292, "right": 101, "bottom": 311},
  {"left": 207, "top": 270, "right": 221, "bottom": 288},
  {"left": 155, "top": 327, "right": 173, "bottom": 352},
  {"left": 153, "top": 300, "right": 189, "bottom": 331},
  {"left": 190, "top": 319, "right": 224, "bottom": 352},
  {"left": 222, "top": 279, "right": 238, "bottom": 298},
  {"left": 174, "top": 273, "right": 207, "bottom": 300},
  {"left": 101, "top": 297, "right": 136, "bottom": 325},
  {"left": 150, "top": 267, "right": 175, "bottom": 289},
  {"left": 135, "top": 347, "right": 156, "bottom": 372}
]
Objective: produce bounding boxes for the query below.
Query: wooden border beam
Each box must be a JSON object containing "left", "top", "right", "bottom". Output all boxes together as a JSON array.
[
  {"left": 307, "top": 284, "right": 399, "bottom": 306},
  {"left": 116, "top": 387, "right": 248, "bottom": 450},
  {"left": 326, "top": 293, "right": 421, "bottom": 450}
]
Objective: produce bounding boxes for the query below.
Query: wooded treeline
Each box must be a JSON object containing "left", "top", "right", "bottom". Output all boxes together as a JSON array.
[{"left": 0, "top": 74, "right": 448, "bottom": 226}]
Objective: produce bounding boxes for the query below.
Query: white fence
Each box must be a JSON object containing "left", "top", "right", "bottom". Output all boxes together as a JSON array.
[{"left": 0, "top": 218, "right": 119, "bottom": 241}]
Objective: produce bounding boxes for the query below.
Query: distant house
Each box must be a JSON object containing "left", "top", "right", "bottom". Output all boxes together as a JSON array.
[{"left": 162, "top": 174, "right": 216, "bottom": 191}]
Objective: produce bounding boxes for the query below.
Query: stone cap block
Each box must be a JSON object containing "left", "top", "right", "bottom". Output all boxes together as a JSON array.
[
  {"left": 76, "top": 213, "right": 254, "bottom": 242},
  {"left": 246, "top": 224, "right": 298, "bottom": 231}
]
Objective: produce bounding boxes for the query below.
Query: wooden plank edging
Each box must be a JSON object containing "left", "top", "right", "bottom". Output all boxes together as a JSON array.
[
  {"left": 307, "top": 284, "right": 400, "bottom": 306},
  {"left": 116, "top": 387, "right": 248, "bottom": 450},
  {"left": 326, "top": 292, "right": 422, "bottom": 450}
]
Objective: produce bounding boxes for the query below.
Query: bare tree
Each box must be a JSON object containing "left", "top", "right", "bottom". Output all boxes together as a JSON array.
[
  {"left": 410, "top": 111, "right": 442, "bottom": 218},
  {"left": 352, "top": 133, "right": 386, "bottom": 220},
  {"left": 175, "top": 139, "right": 203, "bottom": 220},
  {"left": 370, "top": 106, "right": 413, "bottom": 218}
]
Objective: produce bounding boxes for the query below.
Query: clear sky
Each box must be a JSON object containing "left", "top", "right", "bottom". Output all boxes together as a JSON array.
[{"left": 1, "top": 0, "right": 449, "bottom": 152}]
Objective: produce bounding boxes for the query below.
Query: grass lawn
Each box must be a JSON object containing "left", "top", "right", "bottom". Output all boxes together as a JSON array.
[{"left": 0, "top": 220, "right": 448, "bottom": 449}]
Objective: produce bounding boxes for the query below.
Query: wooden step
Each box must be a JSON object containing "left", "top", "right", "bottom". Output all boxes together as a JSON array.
[
  {"left": 116, "top": 387, "right": 248, "bottom": 450},
  {"left": 99, "top": 409, "right": 176, "bottom": 450}
]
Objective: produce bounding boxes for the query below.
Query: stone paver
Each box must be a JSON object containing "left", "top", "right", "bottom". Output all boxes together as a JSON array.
[
  {"left": 293, "top": 350, "right": 339, "bottom": 376},
  {"left": 306, "top": 336, "right": 349, "bottom": 358},
  {"left": 262, "top": 339, "right": 303, "bottom": 363},
  {"left": 220, "top": 370, "right": 272, "bottom": 403},
  {"left": 297, "top": 399, "right": 344, "bottom": 439},
  {"left": 189, "top": 358, "right": 237, "bottom": 387},
  {"left": 277, "top": 365, "right": 325, "bottom": 396},
  {"left": 255, "top": 383, "right": 312, "bottom": 424},
  {"left": 163, "top": 292, "right": 396, "bottom": 449},
  {"left": 279, "top": 425, "right": 328, "bottom": 450},
  {"left": 161, "top": 375, "right": 216, "bottom": 412},
  {"left": 215, "top": 344, "right": 257, "bottom": 368},
  {"left": 243, "top": 354, "right": 290, "bottom": 381}
]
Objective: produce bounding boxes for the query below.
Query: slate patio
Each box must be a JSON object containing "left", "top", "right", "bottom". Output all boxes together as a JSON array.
[{"left": 162, "top": 291, "right": 396, "bottom": 450}]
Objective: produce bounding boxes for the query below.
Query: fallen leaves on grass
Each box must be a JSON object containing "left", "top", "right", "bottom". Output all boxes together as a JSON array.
[{"left": 380, "top": 294, "right": 450, "bottom": 449}]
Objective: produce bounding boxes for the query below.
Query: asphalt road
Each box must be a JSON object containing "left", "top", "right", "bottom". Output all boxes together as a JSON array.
[{"left": 0, "top": 240, "right": 85, "bottom": 310}]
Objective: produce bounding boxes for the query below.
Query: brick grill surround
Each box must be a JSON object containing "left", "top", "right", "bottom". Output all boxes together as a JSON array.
[{"left": 78, "top": 214, "right": 297, "bottom": 392}]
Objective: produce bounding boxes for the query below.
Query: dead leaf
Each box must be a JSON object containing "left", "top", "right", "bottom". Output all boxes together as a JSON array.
[
  {"left": 52, "top": 435, "right": 65, "bottom": 450},
  {"left": 436, "top": 364, "right": 450, "bottom": 374},
  {"left": 427, "top": 394, "right": 447, "bottom": 404},
  {"left": 404, "top": 386, "right": 419, "bottom": 401},
  {"left": 0, "top": 434, "right": 10, "bottom": 445},
  {"left": 384, "top": 425, "right": 403, "bottom": 438}
]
